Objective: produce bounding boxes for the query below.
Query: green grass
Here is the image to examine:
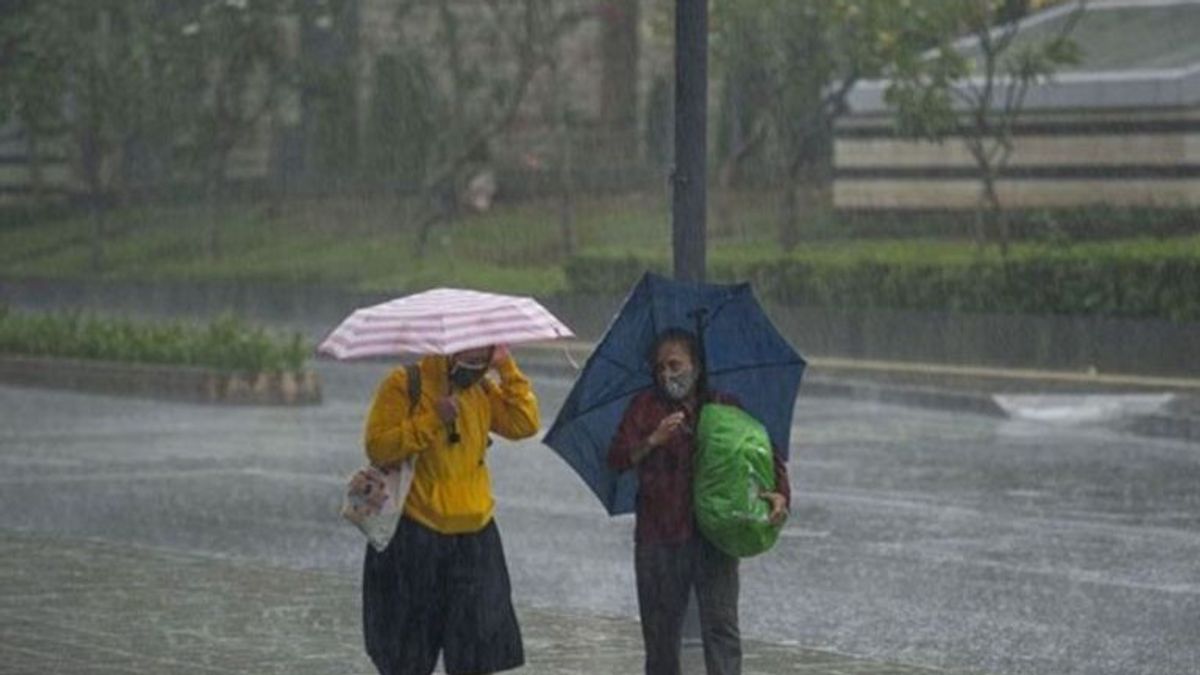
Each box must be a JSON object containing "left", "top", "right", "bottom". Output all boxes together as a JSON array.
[
  {"left": 0, "top": 194, "right": 690, "bottom": 294},
  {"left": 5, "top": 194, "right": 1200, "bottom": 303}
]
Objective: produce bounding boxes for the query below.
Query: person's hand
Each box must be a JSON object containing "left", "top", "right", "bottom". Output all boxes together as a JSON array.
[
  {"left": 490, "top": 344, "right": 511, "bottom": 368},
  {"left": 435, "top": 396, "right": 458, "bottom": 424},
  {"left": 647, "top": 411, "right": 686, "bottom": 447},
  {"left": 348, "top": 468, "right": 388, "bottom": 514},
  {"left": 761, "top": 491, "right": 788, "bottom": 525}
]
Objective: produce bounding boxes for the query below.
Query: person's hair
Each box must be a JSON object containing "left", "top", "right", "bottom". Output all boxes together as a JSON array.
[
  {"left": 649, "top": 328, "right": 700, "bottom": 367},
  {"left": 648, "top": 328, "right": 709, "bottom": 400}
]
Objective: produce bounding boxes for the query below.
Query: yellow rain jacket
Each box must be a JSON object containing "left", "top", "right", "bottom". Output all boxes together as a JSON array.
[{"left": 364, "top": 354, "right": 539, "bottom": 534}]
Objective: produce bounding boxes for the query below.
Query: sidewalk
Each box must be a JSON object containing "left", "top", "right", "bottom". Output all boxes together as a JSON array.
[
  {"left": 0, "top": 529, "right": 976, "bottom": 675},
  {"left": 514, "top": 343, "right": 1200, "bottom": 443}
]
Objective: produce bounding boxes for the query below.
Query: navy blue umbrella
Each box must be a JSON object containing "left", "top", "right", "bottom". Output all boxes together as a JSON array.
[{"left": 544, "top": 273, "right": 806, "bottom": 516}]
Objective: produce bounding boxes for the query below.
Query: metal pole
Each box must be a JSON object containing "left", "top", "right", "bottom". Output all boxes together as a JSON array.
[
  {"left": 672, "top": 0, "right": 707, "bottom": 283},
  {"left": 674, "top": 2, "right": 709, "bottom": 663}
]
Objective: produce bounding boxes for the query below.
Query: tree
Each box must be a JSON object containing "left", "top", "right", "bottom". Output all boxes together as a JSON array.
[
  {"left": 712, "top": 0, "right": 947, "bottom": 250},
  {"left": 0, "top": 0, "right": 70, "bottom": 203},
  {"left": 174, "top": 0, "right": 298, "bottom": 259},
  {"left": 597, "top": 0, "right": 639, "bottom": 154},
  {"left": 387, "top": 0, "right": 595, "bottom": 255},
  {"left": 886, "top": 0, "right": 1084, "bottom": 253},
  {"left": 2, "top": 0, "right": 348, "bottom": 262},
  {"left": 0, "top": 1, "right": 179, "bottom": 271}
]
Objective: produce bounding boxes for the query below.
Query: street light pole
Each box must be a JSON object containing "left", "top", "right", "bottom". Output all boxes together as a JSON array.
[
  {"left": 672, "top": 0, "right": 707, "bottom": 283},
  {"left": 674, "top": 1, "right": 709, "bottom": 655}
]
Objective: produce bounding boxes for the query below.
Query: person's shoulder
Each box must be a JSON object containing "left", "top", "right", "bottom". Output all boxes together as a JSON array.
[
  {"left": 382, "top": 357, "right": 436, "bottom": 386},
  {"left": 380, "top": 365, "right": 406, "bottom": 383}
]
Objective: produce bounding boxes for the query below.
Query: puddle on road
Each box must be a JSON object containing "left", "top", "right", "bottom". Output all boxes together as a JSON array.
[{"left": 993, "top": 394, "right": 1175, "bottom": 425}]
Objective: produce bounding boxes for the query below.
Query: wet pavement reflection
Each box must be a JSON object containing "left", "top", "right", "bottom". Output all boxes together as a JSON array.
[{"left": 1, "top": 360, "right": 1197, "bottom": 674}]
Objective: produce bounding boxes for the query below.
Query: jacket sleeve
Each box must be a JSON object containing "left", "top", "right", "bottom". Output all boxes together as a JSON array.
[
  {"left": 486, "top": 356, "right": 540, "bottom": 440},
  {"left": 364, "top": 368, "right": 443, "bottom": 466},
  {"left": 608, "top": 395, "right": 647, "bottom": 472}
]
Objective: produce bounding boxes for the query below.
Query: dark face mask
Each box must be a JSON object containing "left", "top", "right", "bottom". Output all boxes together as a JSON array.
[{"left": 449, "top": 362, "right": 487, "bottom": 390}]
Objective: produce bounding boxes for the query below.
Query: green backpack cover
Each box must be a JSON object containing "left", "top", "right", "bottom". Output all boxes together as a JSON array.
[{"left": 694, "top": 403, "right": 781, "bottom": 558}]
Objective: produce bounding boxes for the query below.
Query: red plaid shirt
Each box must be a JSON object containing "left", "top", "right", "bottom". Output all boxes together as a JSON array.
[{"left": 608, "top": 389, "right": 792, "bottom": 545}]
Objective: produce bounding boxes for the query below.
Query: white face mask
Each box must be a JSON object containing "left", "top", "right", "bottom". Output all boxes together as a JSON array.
[{"left": 661, "top": 368, "right": 696, "bottom": 401}]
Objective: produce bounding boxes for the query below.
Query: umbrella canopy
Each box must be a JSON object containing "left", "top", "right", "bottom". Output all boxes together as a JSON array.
[
  {"left": 317, "top": 288, "right": 574, "bottom": 359},
  {"left": 543, "top": 273, "right": 806, "bottom": 516}
]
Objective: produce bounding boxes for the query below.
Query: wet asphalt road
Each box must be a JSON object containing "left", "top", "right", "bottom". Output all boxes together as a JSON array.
[{"left": 0, "top": 359, "right": 1197, "bottom": 675}]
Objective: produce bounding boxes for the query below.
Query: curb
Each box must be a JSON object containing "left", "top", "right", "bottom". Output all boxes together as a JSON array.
[
  {"left": 800, "top": 375, "right": 1009, "bottom": 417},
  {"left": 0, "top": 354, "right": 322, "bottom": 405}
]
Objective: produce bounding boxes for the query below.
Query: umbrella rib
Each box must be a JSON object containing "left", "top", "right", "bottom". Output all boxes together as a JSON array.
[
  {"left": 705, "top": 294, "right": 740, "bottom": 326},
  {"left": 569, "top": 384, "right": 653, "bottom": 420},
  {"left": 594, "top": 351, "right": 643, "bottom": 378},
  {"left": 707, "top": 358, "right": 806, "bottom": 377}
]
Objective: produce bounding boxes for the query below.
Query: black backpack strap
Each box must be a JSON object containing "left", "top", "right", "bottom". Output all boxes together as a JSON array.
[{"left": 404, "top": 364, "right": 421, "bottom": 415}]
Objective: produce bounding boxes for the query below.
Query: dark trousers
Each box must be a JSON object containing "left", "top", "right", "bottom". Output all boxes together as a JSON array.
[
  {"left": 635, "top": 535, "right": 741, "bottom": 675},
  {"left": 363, "top": 517, "right": 524, "bottom": 675}
]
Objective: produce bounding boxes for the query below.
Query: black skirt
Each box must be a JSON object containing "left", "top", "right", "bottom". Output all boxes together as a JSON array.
[{"left": 362, "top": 516, "right": 524, "bottom": 675}]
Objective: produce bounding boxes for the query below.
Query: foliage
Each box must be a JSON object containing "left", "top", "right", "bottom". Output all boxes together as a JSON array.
[
  {"left": 0, "top": 1, "right": 178, "bottom": 198},
  {"left": 564, "top": 236, "right": 1200, "bottom": 322},
  {"left": 173, "top": 0, "right": 297, "bottom": 183},
  {"left": 0, "top": 308, "right": 309, "bottom": 373},
  {"left": 367, "top": 50, "right": 440, "bottom": 186},
  {"left": 386, "top": 0, "right": 595, "bottom": 253},
  {"left": 6, "top": 196, "right": 1200, "bottom": 322},
  {"left": 886, "top": 0, "right": 1085, "bottom": 252},
  {"left": 710, "top": 0, "right": 957, "bottom": 249},
  {"left": 0, "top": 1, "right": 348, "bottom": 195}
]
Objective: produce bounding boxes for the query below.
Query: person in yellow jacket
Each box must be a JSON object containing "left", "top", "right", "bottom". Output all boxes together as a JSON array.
[{"left": 361, "top": 344, "right": 539, "bottom": 675}]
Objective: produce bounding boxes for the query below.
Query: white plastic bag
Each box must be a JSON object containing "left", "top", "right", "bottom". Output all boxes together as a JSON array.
[{"left": 340, "top": 458, "right": 416, "bottom": 552}]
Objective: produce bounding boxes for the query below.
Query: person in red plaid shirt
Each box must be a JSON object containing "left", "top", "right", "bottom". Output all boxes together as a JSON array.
[{"left": 608, "top": 328, "right": 790, "bottom": 675}]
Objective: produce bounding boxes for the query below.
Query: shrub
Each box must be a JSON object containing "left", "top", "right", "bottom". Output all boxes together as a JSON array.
[
  {"left": 0, "top": 309, "right": 309, "bottom": 373},
  {"left": 564, "top": 239, "right": 1200, "bottom": 322}
]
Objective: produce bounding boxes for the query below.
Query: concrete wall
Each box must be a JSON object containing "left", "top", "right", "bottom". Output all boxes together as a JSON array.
[{"left": 834, "top": 107, "right": 1200, "bottom": 209}]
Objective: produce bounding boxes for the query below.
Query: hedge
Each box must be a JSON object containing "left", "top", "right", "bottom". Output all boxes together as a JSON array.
[
  {"left": 564, "top": 242, "right": 1200, "bottom": 322},
  {"left": 0, "top": 309, "right": 309, "bottom": 373}
]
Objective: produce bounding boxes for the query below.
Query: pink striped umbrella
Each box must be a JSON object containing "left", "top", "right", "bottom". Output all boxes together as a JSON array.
[{"left": 317, "top": 288, "right": 575, "bottom": 359}]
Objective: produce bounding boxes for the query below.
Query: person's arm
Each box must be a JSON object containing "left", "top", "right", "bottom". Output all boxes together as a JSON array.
[
  {"left": 771, "top": 451, "right": 791, "bottom": 508},
  {"left": 609, "top": 396, "right": 681, "bottom": 471},
  {"left": 486, "top": 353, "right": 540, "bottom": 440},
  {"left": 364, "top": 368, "right": 443, "bottom": 466},
  {"left": 608, "top": 396, "right": 649, "bottom": 472},
  {"left": 764, "top": 450, "right": 792, "bottom": 524}
]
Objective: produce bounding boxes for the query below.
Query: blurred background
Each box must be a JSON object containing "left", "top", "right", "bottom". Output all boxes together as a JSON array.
[{"left": 2, "top": 0, "right": 1197, "bottom": 380}]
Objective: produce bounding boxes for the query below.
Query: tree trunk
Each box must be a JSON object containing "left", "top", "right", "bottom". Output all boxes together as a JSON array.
[
  {"left": 414, "top": 177, "right": 454, "bottom": 257},
  {"left": 599, "top": 0, "right": 639, "bottom": 154},
  {"left": 205, "top": 149, "right": 230, "bottom": 261},
  {"left": 778, "top": 109, "right": 835, "bottom": 250},
  {"left": 89, "top": 200, "right": 104, "bottom": 275},
  {"left": 979, "top": 166, "right": 1007, "bottom": 255},
  {"left": 554, "top": 64, "right": 577, "bottom": 256},
  {"left": 83, "top": 124, "right": 105, "bottom": 274},
  {"left": 780, "top": 172, "right": 800, "bottom": 252},
  {"left": 26, "top": 130, "right": 45, "bottom": 204},
  {"left": 715, "top": 78, "right": 747, "bottom": 239}
]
